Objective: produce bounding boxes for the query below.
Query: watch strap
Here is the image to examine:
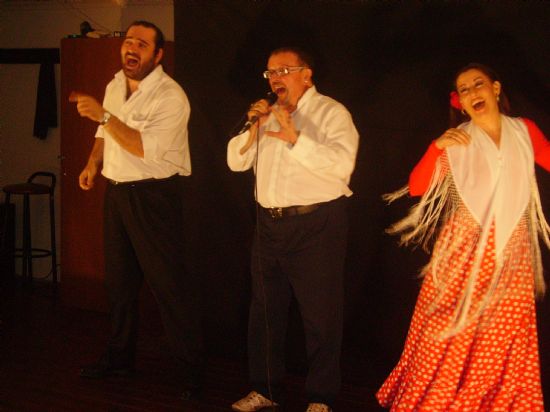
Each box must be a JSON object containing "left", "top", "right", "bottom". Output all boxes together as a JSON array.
[{"left": 99, "top": 111, "right": 111, "bottom": 125}]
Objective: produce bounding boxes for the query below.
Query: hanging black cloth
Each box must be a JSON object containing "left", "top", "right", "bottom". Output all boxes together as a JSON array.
[
  {"left": 33, "top": 61, "right": 57, "bottom": 139},
  {"left": 0, "top": 48, "right": 60, "bottom": 139}
]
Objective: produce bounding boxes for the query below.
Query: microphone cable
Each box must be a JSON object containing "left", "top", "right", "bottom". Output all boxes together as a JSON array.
[
  {"left": 252, "top": 125, "right": 277, "bottom": 411},
  {"left": 229, "top": 96, "right": 278, "bottom": 410}
]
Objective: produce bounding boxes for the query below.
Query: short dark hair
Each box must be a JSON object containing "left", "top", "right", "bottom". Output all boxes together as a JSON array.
[
  {"left": 450, "top": 62, "right": 510, "bottom": 127},
  {"left": 126, "top": 20, "right": 165, "bottom": 54},
  {"left": 270, "top": 46, "right": 315, "bottom": 71}
]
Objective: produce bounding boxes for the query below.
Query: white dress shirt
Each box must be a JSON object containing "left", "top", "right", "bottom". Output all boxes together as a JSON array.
[
  {"left": 227, "top": 86, "right": 359, "bottom": 207},
  {"left": 96, "top": 65, "right": 191, "bottom": 182}
]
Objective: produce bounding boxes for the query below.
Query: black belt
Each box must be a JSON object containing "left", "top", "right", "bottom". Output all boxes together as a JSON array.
[
  {"left": 261, "top": 202, "right": 322, "bottom": 219},
  {"left": 108, "top": 175, "right": 177, "bottom": 186}
]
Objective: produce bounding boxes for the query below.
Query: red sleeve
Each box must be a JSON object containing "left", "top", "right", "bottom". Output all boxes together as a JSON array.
[
  {"left": 523, "top": 118, "right": 550, "bottom": 172},
  {"left": 408, "top": 141, "right": 444, "bottom": 196}
]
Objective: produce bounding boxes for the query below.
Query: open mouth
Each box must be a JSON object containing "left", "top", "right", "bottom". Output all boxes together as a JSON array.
[
  {"left": 125, "top": 54, "right": 140, "bottom": 69},
  {"left": 472, "top": 100, "right": 485, "bottom": 111},
  {"left": 272, "top": 83, "right": 286, "bottom": 95}
]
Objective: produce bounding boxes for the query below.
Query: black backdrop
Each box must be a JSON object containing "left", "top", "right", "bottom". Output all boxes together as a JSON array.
[{"left": 173, "top": 0, "right": 550, "bottom": 398}]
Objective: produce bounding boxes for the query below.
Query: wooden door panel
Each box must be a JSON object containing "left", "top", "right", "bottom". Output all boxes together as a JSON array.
[{"left": 60, "top": 38, "right": 122, "bottom": 311}]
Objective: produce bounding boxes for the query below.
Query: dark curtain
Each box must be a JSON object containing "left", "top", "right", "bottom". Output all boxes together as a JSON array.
[{"left": 173, "top": 0, "right": 550, "bottom": 394}]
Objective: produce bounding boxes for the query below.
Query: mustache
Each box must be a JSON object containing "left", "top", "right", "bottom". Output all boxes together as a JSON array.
[{"left": 125, "top": 52, "right": 140, "bottom": 60}]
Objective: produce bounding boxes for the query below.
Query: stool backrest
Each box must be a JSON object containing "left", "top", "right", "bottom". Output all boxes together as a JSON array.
[{"left": 28, "top": 172, "right": 56, "bottom": 193}]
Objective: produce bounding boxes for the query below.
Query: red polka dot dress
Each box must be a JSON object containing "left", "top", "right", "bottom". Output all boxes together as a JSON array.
[
  {"left": 377, "top": 118, "right": 550, "bottom": 411},
  {"left": 377, "top": 214, "right": 544, "bottom": 411}
]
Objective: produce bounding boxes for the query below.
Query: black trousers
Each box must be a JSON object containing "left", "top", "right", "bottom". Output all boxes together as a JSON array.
[
  {"left": 103, "top": 175, "right": 203, "bottom": 383},
  {"left": 248, "top": 197, "right": 348, "bottom": 406}
]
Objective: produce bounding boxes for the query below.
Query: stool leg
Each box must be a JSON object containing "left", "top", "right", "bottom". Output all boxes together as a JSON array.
[
  {"left": 1, "top": 194, "right": 11, "bottom": 254},
  {"left": 22, "top": 194, "right": 32, "bottom": 286},
  {"left": 49, "top": 192, "right": 57, "bottom": 289},
  {"left": 2, "top": 194, "right": 14, "bottom": 287}
]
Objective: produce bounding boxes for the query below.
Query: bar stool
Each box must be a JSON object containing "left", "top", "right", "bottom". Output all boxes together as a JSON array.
[{"left": 2, "top": 172, "right": 57, "bottom": 289}]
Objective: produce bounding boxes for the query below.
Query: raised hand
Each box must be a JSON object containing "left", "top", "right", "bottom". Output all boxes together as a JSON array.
[{"left": 435, "top": 128, "right": 471, "bottom": 149}]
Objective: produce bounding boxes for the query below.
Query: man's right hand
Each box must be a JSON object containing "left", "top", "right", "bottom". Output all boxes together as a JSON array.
[
  {"left": 247, "top": 98, "right": 272, "bottom": 125},
  {"left": 79, "top": 164, "right": 97, "bottom": 190},
  {"left": 70, "top": 92, "right": 105, "bottom": 124}
]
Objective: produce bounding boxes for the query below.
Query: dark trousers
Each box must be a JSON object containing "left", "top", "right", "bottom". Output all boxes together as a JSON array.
[
  {"left": 103, "top": 175, "right": 203, "bottom": 383},
  {"left": 248, "top": 197, "right": 348, "bottom": 406}
]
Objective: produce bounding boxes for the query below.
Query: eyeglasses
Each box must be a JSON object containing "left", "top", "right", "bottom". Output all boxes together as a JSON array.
[{"left": 262, "top": 66, "right": 305, "bottom": 79}]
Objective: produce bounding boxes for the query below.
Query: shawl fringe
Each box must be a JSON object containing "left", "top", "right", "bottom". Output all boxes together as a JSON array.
[
  {"left": 384, "top": 154, "right": 549, "bottom": 338},
  {"left": 530, "top": 176, "right": 550, "bottom": 297}
]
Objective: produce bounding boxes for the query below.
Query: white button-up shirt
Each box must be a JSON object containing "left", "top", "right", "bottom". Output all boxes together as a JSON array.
[
  {"left": 96, "top": 65, "right": 191, "bottom": 182},
  {"left": 227, "top": 86, "right": 359, "bottom": 207}
]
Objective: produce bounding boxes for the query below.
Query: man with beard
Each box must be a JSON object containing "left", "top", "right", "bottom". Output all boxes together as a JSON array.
[
  {"left": 228, "top": 47, "right": 359, "bottom": 412},
  {"left": 72, "top": 21, "right": 202, "bottom": 400}
]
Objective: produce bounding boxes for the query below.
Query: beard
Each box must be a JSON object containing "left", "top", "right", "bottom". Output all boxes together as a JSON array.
[{"left": 122, "top": 52, "right": 157, "bottom": 81}]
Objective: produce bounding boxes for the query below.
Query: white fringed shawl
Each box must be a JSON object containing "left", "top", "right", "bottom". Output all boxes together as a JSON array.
[{"left": 385, "top": 116, "right": 550, "bottom": 337}]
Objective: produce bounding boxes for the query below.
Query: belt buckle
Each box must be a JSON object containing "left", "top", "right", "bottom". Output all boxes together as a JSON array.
[{"left": 269, "top": 207, "right": 283, "bottom": 219}]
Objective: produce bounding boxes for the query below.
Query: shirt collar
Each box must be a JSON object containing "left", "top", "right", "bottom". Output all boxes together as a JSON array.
[{"left": 295, "top": 85, "right": 317, "bottom": 111}]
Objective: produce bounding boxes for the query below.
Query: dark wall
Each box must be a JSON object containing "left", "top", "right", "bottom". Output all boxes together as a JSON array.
[{"left": 173, "top": 0, "right": 550, "bottom": 392}]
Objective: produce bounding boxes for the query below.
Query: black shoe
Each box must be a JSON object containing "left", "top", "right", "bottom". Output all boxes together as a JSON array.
[{"left": 79, "top": 357, "right": 135, "bottom": 379}]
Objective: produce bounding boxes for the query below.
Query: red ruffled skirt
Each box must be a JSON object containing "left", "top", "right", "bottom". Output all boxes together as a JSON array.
[{"left": 377, "top": 221, "right": 544, "bottom": 411}]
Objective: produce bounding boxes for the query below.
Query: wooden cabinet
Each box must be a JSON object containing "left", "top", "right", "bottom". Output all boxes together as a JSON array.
[{"left": 60, "top": 38, "right": 173, "bottom": 312}]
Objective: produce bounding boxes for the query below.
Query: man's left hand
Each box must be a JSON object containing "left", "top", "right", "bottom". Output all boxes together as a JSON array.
[{"left": 266, "top": 106, "right": 299, "bottom": 145}]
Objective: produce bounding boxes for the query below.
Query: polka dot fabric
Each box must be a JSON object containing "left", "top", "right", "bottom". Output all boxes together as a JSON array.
[{"left": 376, "top": 216, "right": 544, "bottom": 411}]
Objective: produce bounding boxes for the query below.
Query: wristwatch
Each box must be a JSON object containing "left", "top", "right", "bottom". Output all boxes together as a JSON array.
[{"left": 99, "top": 111, "right": 112, "bottom": 126}]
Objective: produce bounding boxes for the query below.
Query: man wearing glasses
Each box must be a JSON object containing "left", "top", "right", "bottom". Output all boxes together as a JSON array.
[{"left": 228, "top": 47, "right": 359, "bottom": 412}]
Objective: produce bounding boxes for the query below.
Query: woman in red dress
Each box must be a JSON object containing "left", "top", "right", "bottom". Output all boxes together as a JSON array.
[{"left": 377, "top": 63, "right": 550, "bottom": 411}]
